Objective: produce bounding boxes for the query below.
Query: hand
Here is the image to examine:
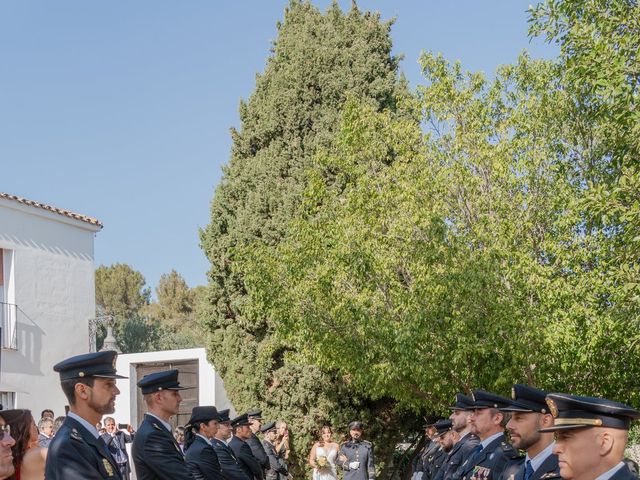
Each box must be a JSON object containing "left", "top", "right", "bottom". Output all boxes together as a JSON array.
[
  {"left": 127, "top": 424, "right": 135, "bottom": 434},
  {"left": 338, "top": 454, "right": 348, "bottom": 463}
]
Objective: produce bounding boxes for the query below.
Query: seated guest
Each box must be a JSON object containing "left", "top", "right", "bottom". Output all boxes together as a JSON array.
[
  {"left": 37, "top": 417, "right": 54, "bottom": 448},
  {"left": 0, "top": 409, "right": 47, "bottom": 480}
]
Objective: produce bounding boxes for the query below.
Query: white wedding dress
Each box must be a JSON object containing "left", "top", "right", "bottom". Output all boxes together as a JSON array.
[{"left": 313, "top": 445, "right": 338, "bottom": 480}]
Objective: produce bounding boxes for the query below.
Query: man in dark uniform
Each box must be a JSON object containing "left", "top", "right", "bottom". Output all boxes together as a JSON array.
[
  {"left": 539, "top": 393, "right": 640, "bottom": 480},
  {"left": 428, "top": 420, "right": 453, "bottom": 480},
  {"left": 337, "top": 421, "right": 375, "bottom": 480},
  {"left": 45, "top": 350, "right": 125, "bottom": 480},
  {"left": 230, "top": 413, "right": 264, "bottom": 480},
  {"left": 212, "top": 409, "right": 252, "bottom": 480},
  {"left": 132, "top": 369, "right": 193, "bottom": 480},
  {"left": 454, "top": 390, "right": 520, "bottom": 480},
  {"left": 437, "top": 393, "right": 480, "bottom": 480},
  {"left": 184, "top": 406, "right": 224, "bottom": 480},
  {"left": 414, "top": 420, "right": 444, "bottom": 480},
  {"left": 499, "top": 385, "right": 559, "bottom": 480},
  {"left": 247, "top": 409, "right": 269, "bottom": 473},
  {"left": 261, "top": 422, "right": 289, "bottom": 480}
]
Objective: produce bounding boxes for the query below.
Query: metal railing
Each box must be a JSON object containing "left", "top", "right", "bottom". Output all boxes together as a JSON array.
[{"left": 0, "top": 302, "right": 18, "bottom": 350}]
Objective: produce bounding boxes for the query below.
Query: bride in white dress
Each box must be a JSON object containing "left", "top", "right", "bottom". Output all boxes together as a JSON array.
[{"left": 308, "top": 426, "right": 339, "bottom": 480}]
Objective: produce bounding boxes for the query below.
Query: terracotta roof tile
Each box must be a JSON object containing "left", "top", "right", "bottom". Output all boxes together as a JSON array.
[{"left": 0, "top": 192, "right": 103, "bottom": 228}]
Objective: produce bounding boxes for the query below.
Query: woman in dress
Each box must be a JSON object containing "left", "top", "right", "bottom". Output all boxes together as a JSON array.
[
  {"left": 0, "top": 409, "right": 47, "bottom": 480},
  {"left": 308, "top": 425, "right": 339, "bottom": 480}
]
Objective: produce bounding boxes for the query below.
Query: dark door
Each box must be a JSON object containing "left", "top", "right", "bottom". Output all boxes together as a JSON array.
[{"left": 135, "top": 360, "right": 199, "bottom": 430}]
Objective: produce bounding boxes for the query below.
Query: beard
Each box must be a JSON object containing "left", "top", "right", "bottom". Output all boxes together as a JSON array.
[{"left": 88, "top": 395, "right": 115, "bottom": 415}]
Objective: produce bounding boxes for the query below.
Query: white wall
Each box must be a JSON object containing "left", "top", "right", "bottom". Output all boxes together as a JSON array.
[
  {"left": 0, "top": 198, "right": 100, "bottom": 417},
  {"left": 113, "top": 348, "right": 235, "bottom": 428}
]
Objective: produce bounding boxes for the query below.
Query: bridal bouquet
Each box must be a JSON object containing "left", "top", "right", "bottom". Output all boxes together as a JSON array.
[{"left": 316, "top": 455, "right": 329, "bottom": 469}]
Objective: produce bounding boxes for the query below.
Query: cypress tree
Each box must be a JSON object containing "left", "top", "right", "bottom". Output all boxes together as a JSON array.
[{"left": 200, "top": 1, "right": 413, "bottom": 473}]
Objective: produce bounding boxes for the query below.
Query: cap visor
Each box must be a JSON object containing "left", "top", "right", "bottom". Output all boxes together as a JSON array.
[
  {"left": 538, "top": 424, "right": 591, "bottom": 433},
  {"left": 500, "top": 406, "right": 534, "bottom": 413},
  {"left": 94, "top": 373, "right": 129, "bottom": 379}
]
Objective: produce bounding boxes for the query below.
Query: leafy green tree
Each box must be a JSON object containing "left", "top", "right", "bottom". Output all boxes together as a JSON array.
[
  {"left": 246, "top": 0, "right": 640, "bottom": 423},
  {"left": 199, "top": 1, "right": 412, "bottom": 474},
  {"left": 95, "top": 263, "right": 151, "bottom": 318},
  {"left": 96, "top": 265, "right": 203, "bottom": 353},
  {"left": 528, "top": 0, "right": 640, "bottom": 404},
  {"left": 244, "top": 52, "right": 579, "bottom": 409},
  {"left": 115, "top": 314, "right": 162, "bottom": 353}
]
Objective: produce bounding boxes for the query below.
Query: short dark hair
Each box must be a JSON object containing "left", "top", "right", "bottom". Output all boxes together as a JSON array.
[
  {"left": 60, "top": 378, "right": 95, "bottom": 405},
  {"left": 41, "top": 409, "right": 54, "bottom": 418}
]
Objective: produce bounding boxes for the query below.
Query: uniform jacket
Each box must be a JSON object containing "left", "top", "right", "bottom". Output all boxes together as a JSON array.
[
  {"left": 131, "top": 414, "right": 192, "bottom": 480},
  {"left": 101, "top": 430, "right": 134, "bottom": 479},
  {"left": 262, "top": 439, "right": 288, "bottom": 480},
  {"left": 427, "top": 447, "right": 447, "bottom": 480},
  {"left": 608, "top": 463, "right": 637, "bottom": 480},
  {"left": 247, "top": 433, "right": 269, "bottom": 471},
  {"left": 45, "top": 415, "right": 122, "bottom": 480},
  {"left": 211, "top": 437, "right": 252, "bottom": 480},
  {"left": 456, "top": 433, "right": 520, "bottom": 480},
  {"left": 185, "top": 434, "right": 224, "bottom": 480},
  {"left": 500, "top": 452, "right": 560, "bottom": 480},
  {"left": 416, "top": 440, "right": 441, "bottom": 474},
  {"left": 437, "top": 432, "right": 480, "bottom": 480},
  {"left": 230, "top": 435, "right": 264, "bottom": 480},
  {"left": 337, "top": 440, "right": 375, "bottom": 480}
]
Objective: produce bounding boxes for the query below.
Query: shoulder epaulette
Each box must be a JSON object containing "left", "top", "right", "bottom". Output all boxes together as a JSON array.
[
  {"left": 540, "top": 473, "right": 561, "bottom": 479},
  {"left": 499, "top": 442, "right": 522, "bottom": 459},
  {"left": 69, "top": 428, "right": 83, "bottom": 441}
]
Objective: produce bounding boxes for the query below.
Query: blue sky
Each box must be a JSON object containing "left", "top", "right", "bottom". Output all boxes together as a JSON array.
[{"left": 0, "top": 1, "right": 557, "bottom": 292}]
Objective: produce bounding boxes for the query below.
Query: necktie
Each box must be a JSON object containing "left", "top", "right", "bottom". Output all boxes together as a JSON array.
[
  {"left": 524, "top": 460, "right": 534, "bottom": 480},
  {"left": 467, "top": 445, "right": 483, "bottom": 467}
]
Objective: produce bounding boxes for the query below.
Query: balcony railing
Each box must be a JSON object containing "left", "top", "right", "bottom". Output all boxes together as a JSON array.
[{"left": 0, "top": 302, "right": 18, "bottom": 350}]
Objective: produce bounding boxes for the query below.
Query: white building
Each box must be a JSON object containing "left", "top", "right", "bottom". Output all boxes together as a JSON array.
[
  {"left": 113, "top": 348, "right": 235, "bottom": 430},
  {"left": 0, "top": 192, "right": 102, "bottom": 414}
]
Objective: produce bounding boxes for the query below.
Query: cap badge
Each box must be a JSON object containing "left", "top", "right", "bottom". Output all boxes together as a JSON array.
[
  {"left": 79, "top": 372, "right": 85, "bottom": 377},
  {"left": 511, "top": 387, "right": 516, "bottom": 400},
  {"left": 471, "top": 392, "right": 476, "bottom": 402},
  {"left": 546, "top": 398, "right": 558, "bottom": 418},
  {"left": 112, "top": 355, "right": 117, "bottom": 369}
]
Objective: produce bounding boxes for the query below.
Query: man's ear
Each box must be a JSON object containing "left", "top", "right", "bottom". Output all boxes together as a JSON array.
[
  {"left": 540, "top": 413, "right": 554, "bottom": 428},
  {"left": 75, "top": 382, "right": 90, "bottom": 401},
  {"left": 598, "top": 430, "right": 614, "bottom": 457}
]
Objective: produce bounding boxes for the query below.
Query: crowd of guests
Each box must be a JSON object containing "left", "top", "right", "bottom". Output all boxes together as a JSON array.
[
  {"left": 0, "top": 407, "right": 136, "bottom": 480},
  {"left": 0, "top": 407, "right": 64, "bottom": 480}
]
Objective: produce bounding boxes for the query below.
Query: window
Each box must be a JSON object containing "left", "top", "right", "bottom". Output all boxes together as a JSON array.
[
  {"left": 0, "top": 249, "right": 17, "bottom": 350},
  {"left": 0, "top": 392, "right": 15, "bottom": 410}
]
